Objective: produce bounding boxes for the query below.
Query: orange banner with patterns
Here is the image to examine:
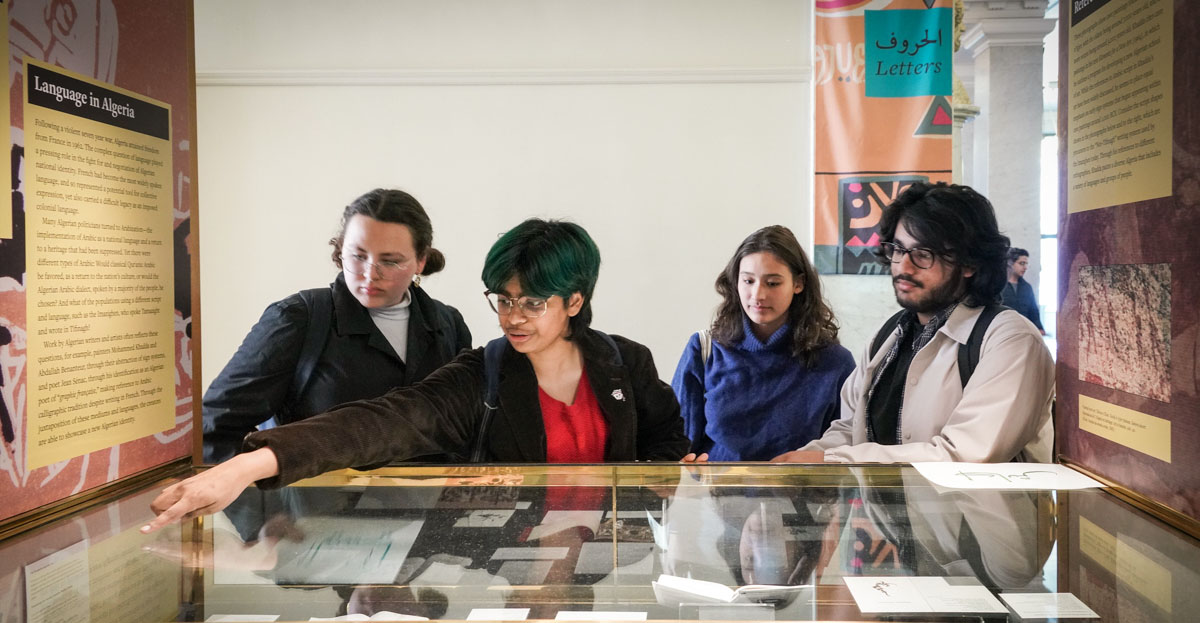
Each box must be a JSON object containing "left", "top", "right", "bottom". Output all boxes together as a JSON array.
[{"left": 813, "top": 0, "right": 953, "bottom": 274}]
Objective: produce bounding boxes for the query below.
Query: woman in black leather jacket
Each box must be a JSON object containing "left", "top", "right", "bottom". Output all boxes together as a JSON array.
[{"left": 202, "top": 188, "right": 471, "bottom": 463}]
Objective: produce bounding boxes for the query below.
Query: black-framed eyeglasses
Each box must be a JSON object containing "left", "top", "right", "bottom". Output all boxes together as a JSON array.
[
  {"left": 484, "top": 291, "right": 549, "bottom": 318},
  {"left": 341, "top": 253, "right": 411, "bottom": 279},
  {"left": 879, "top": 242, "right": 938, "bottom": 269}
]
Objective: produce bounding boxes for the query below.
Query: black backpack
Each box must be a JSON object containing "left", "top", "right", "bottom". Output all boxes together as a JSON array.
[
  {"left": 288, "top": 288, "right": 334, "bottom": 411},
  {"left": 469, "top": 331, "right": 622, "bottom": 462},
  {"left": 869, "top": 304, "right": 1009, "bottom": 388},
  {"left": 260, "top": 288, "right": 333, "bottom": 430}
]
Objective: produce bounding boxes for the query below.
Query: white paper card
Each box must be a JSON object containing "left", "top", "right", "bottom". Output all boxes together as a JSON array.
[
  {"left": 527, "top": 511, "right": 603, "bottom": 540},
  {"left": 844, "top": 576, "right": 1006, "bottom": 614},
  {"left": 647, "top": 511, "right": 667, "bottom": 550},
  {"left": 26, "top": 540, "right": 90, "bottom": 623},
  {"left": 923, "top": 584, "right": 1008, "bottom": 613},
  {"left": 844, "top": 577, "right": 930, "bottom": 613},
  {"left": 652, "top": 574, "right": 811, "bottom": 606},
  {"left": 454, "top": 509, "right": 516, "bottom": 528},
  {"left": 310, "top": 613, "right": 427, "bottom": 621},
  {"left": 490, "top": 547, "right": 570, "bottom": 561},
  {"left": 574, "top": 542, "right": 655, "bottom": 575},
  {"left": 466, "top": 608, "right": 530, "bottom": 620},
  {"left": 1000, "top": 593, "right": 1100, "bottom": 619},
  {"left": 653, "top": 574, "right": 736, "bottom": 603},
  {"left": 555, "top": 611, "right": 647, "bottom": 620},
  {"left": 416, "top": 560, "right": 467, "bottom": 585},
  {"left": 604, "top": 510, "right": 662, "bottom": 520},
  {"left": 493, "top": 560, "right": 555, "bottom": 586},
  {"left": 269, "top": 517, "right": 424, "bottom": 584},
  {"left": 912, "top": 463, "right": 1104, "bottom": 490},
  {"left": 206, "top": 616, "right": 280, "bottom": 622}
]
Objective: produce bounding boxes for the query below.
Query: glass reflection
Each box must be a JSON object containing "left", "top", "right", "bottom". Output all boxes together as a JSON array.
[{"left": 55, "top": 466, "right": 1192, "bottom": 621}]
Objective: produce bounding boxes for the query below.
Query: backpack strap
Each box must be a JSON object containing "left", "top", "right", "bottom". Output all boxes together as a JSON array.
[
  {"left": 870, "top": 310, "right": 907, "bottom": 361},
  {"left": 957, "top": 304, "right": 1009, "bottom": 388},
  {"left": 698, "top": 329, "right": 712, "bottom": 363},
  {"left": 269, "top": 288, "right": 333, "bottom": 430},
  {"left": 471, "top": 337, "right": 509, "bottom": 462},
  {"left": 472, "top": 330, "right": 622, "bottom": 462}
]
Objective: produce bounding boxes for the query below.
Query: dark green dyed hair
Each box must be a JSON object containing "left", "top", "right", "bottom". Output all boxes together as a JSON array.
[{"left": 481, "top": 218, "right": 601, "bottom": 338}]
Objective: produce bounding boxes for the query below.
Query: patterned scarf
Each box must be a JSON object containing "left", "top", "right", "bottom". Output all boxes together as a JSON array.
[{"left": 865, "top": 303, "right": 958, "bottom": 443}]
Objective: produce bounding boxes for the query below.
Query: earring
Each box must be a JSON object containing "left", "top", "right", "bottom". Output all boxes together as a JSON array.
[{"left": 413, "top": 275, "right": 422, "bottom": 288}]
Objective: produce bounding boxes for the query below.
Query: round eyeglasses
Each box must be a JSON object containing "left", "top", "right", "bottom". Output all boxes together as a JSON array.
[
  {"left": 485, "top": 291, "right": 549, "bottom": 318},
  {"left": 879, "top": 242, "right": 938, "bottom": 270},
  {"left": 341, "top": 254, "right": 410, "bottom": 279}
]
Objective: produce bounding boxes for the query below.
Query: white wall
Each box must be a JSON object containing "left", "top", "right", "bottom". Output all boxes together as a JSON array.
[{"left": 195, "top": 1, "right": 891, "bottom": 389}]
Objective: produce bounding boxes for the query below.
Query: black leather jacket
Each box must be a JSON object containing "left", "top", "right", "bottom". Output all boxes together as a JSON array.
[
  {"left": 202, "top": 274, "right": 471, "bottom": 462},
  {"left": 245, "top": 329, "right": 690, "bottom": 487}
]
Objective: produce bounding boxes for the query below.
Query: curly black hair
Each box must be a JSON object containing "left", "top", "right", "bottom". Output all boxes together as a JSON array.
[{"left": 874, "top": 182, "right": 1010, "bottom": 307}]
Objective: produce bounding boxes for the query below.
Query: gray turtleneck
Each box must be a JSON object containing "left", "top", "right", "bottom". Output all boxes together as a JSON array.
[{"left": 367, "top": 290, "right": 413, "bottom": 362}]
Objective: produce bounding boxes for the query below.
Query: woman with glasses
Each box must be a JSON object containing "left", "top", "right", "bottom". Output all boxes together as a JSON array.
[
  {"left": 144, "top": 218, "right": 689, "bottom": 531},
  {"left": 671, "top": 226, "right": 855, "bottom": 460},
  {"left": 202, "top": 188, "right": 472, "bottom": 463}
]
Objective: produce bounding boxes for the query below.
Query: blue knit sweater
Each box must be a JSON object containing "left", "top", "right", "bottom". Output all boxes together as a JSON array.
[{"left": 671, "top": 319, "right": 855, "bottom": 461}]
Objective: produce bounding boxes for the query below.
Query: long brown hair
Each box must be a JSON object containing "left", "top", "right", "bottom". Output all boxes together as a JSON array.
[{"left": 712, "top": 226, "right": 839, "bottom": 367}]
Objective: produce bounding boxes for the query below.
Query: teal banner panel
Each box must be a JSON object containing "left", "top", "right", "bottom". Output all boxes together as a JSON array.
[{"left": 864, "top": 8, "right": 952, "bottom": 98}]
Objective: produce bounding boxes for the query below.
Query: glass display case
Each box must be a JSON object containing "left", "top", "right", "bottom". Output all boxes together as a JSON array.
[{"left": 2, "top": 463, "right": 1198, "bottom": 622}]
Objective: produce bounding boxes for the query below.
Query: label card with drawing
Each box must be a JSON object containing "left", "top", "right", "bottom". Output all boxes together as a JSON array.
[
  {"left": 912, "top": 462, "right": 1104, "bottom": 490},
  {"left": 844, "top": 576, "right": 1006, "bottom": 614}
]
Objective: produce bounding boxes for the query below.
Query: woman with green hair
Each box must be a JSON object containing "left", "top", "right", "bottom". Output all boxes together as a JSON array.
[{"left": 143, "top": 218, "right": 690, "bottom": 532}]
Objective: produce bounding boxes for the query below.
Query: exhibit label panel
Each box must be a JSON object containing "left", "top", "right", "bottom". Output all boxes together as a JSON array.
[
  {"left": 24, "top": 60, "right": 175, "bottom": 470},
  {"left": 1057, "top": 0, "right": 1200, "bottom": 525},
  {"left": 1066, "top": 0, "right": 1172, "bottom": 213},
  {"left": 0, "top": 0, "right": 198, "bottom": 525}
]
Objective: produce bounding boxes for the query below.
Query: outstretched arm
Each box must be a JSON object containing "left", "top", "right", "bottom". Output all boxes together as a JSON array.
[{"left": 141, "top": 448, "right": 280, "bottom": 533}]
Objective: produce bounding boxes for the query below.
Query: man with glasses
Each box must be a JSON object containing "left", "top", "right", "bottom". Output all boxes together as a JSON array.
[{"left": 775, "top": 182, "right": 1054, "bottom": 464}]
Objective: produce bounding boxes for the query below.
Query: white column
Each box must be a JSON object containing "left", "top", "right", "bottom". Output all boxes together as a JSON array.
[
  {"left": 952, "top": 79, "right": 980, "bottom": 185},
  {"left": 961, "top": 0, "right": 1053, "bottom": 292}
]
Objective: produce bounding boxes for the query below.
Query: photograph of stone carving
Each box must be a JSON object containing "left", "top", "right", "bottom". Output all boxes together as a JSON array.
[{"left": 1078, "top": 263, "right": 1172, "bottom": 402}]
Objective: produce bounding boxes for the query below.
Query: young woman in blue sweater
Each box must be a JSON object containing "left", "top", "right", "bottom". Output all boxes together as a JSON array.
[{"left": 672, "top": 226, "right": 855, "bottom": 461}]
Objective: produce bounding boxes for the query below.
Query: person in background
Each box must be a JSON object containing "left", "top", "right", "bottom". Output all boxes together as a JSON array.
[
  {"left": 1001, "top": 247, "right": 1046, "bottom": 335},
  {"left": 774, "top": 182, "right": 1054, "bottom": 464},
  {"left": 145, "top": 218, "right": 690, "bottom": 532},
  {"left": 672, "top": 226, "right": 854, "bottom": 461},
  {"left": 202, "top": 188, "right": 471, "bottom": 463}
]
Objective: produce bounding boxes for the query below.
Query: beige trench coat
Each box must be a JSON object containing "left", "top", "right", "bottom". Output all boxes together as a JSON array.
[{"left": 802, "top": 305, "right": 1054, "bottom": 463}]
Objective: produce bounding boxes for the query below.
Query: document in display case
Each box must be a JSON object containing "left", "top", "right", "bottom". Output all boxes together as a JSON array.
[{"left": 1, "top": 463, "right": 1198, "bottom": 622}]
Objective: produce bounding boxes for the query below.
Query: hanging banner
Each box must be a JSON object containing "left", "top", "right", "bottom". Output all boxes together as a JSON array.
[
  {"left": 864, "top": 8, "right": 953, "bottom": 97},
  {"left": 813, "top": 0, "right": 953, "bottom": 275}
]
